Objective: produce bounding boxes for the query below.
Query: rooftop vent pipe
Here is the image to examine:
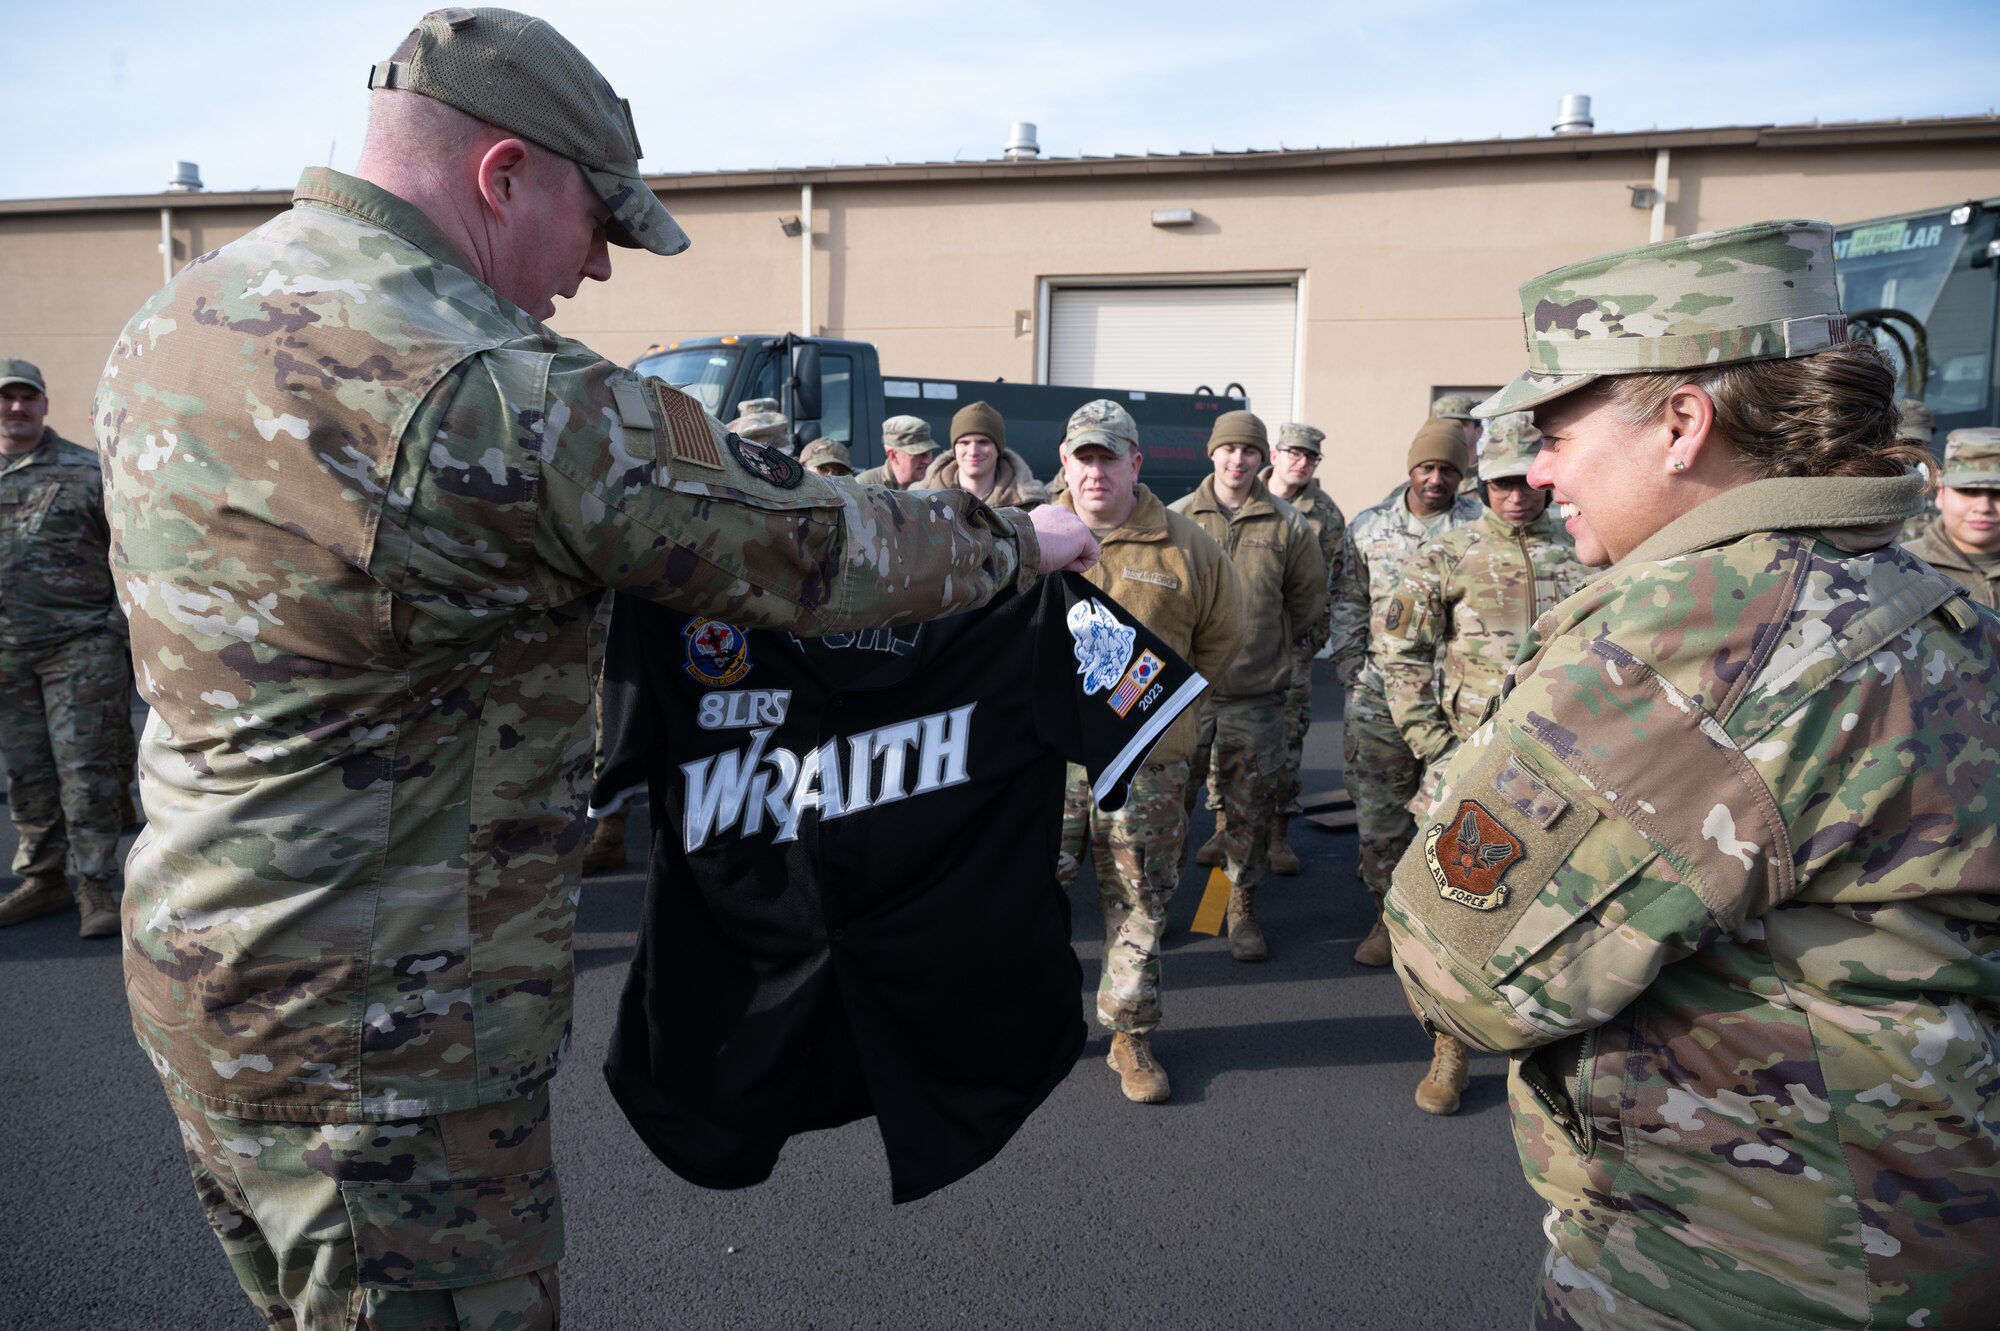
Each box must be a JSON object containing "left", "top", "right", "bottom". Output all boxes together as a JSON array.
[
  {"left": 166, "top": 161, "right": 205, "bottom": 192},
  {"left": 1004, "top": 123, "right": 1040, "bottom": 162},
  {"left": 1552, "top": 95, "right": 1594, "bottom": 136}
]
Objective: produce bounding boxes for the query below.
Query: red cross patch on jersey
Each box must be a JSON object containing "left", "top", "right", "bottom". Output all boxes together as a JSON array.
[{"left": 1422, "top": 799, "right": 1525, "bottom": 911}]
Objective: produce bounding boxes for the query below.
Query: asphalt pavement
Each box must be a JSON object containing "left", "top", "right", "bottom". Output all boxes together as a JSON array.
[{"left": 0, "top": 662, "right": 1543, "bottom": 1329}]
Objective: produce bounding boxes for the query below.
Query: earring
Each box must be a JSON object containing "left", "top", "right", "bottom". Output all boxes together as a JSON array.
[{"left": 1671, "top": 459, "right": 1687, "bottom": 472}]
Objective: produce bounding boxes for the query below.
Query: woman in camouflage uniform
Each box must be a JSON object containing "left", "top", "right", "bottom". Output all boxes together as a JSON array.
[{"left": 1385, "top": 221, "right": 2000, "bottom": 1330}]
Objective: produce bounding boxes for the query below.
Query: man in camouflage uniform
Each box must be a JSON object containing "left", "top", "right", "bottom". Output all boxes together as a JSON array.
[
  {"left": 1432, "top": 394, "right": 1483, "bottom": 494},
  {"left": 855, "top": 414, "right": 938, "bottom": 490},
  {"left": 1053, "top": 401, "right": 1242, "bottom": 1102},
  {"left": 1171, "top": 410, "right": 1325, "bottom": 961},
  {"left": 0, "top": 358, "right": 127, "bottom": 939},
  {"left": 799, "top": 437, "right": 853, "bottom": 477},
  {"left": 1326, "top": 420, "right": 1479, "bottom": 966},
  {"left": 1387, "top": 221, "right": 2000, "bottom": 1329},
  {"left": 94, "top": 13, "right": 1097, "bottom": 1328},
  {"left": 1373, "top": 414, "right": 1587, "bottom": 1114},
  {"left": 1902, "top": 427, "right": 2000, "bottom": 607},
  {"left": 1238, "top": 421, "right": 1343, "bottom": 877},
  {"left": 727, "top": 396, "right": 790, "bottom": 448}
]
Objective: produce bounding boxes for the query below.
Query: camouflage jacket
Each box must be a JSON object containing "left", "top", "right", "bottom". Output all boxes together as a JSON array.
[
  {"left": 1261, "top": 470, "right": 1346, "bottom": 652},
  {"left": 1326, "top": 482, "right": 1480, "bottom": 695},
  {"left": 0, "top": 429, "right": 122, "bottom": 649},
  {"left": 95, "top": 168, "right": 1040, "bottom": 1124},
  {"left": 1374, "top": 508, "right": 1588, "bottom": 764},
  {"left": 1902, "top": 520, "right": 2000, "bottom": 609},
  {"left": 1169, "top": 476, "right": 1326, "bottom": 699},
  {"left": 1058, "top": 484, "right": 1243, "bottom": 764},
  {"left": 1385, "top": 475, "right": 2000, "bottom": 1330}
]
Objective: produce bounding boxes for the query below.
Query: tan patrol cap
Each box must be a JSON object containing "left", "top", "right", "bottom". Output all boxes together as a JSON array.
[
  {"left": 1895, "top": 397, "right": 1936, "bottom": 446},
  {"left": 0, "top": 359, "right": 47, "bottom": 393},
  {"left": 882, "top": 415, "right": 939, "bottom": 456},
  {"left": 1479, "top": 220, "right": 1845, "bottom": 419},
  {"left": 1429, "top": 395, "right": 1477, "bottom": 422},
  {"left": 1940, "top": 427, "right": 2000, "bottom": 491},
  {"left": 1063, "top": 400, "right": 1139, "bottom": 458},
  {"left": 368, "top": 8, "right": 690, "bottom": 257},
  {"left": 800, "top": 438, "right": 853, "bottom": 474},
  {"left": 1478, "top": 413, "right": 1542, "bottom": 481}
]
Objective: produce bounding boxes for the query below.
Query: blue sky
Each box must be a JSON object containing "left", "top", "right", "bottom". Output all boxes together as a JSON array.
[{"left": 7, "top": 0, "right": 1996, "bottom": 200}]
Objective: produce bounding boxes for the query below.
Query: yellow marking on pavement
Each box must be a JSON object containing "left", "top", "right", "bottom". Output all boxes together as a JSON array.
[{"left": 1190, "top": 867, "right": 1231, "bottom": 936}]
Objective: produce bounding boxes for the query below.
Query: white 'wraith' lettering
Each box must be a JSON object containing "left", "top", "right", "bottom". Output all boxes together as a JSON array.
[{"left": 680, "top": 705, "right": 979, "bottom": 851}]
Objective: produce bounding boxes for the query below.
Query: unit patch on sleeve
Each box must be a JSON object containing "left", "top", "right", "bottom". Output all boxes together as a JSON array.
[
  {"left": 1423, "top": 799, "right": 1526, "bottom": 911},
  {"left": 1108, "top": 651, "right": 1165, "bottom": 717},
  {"left": 1066, "top": 597, "right": 1136, "bottom": 694},
  {"left": 684, "top": 617, "right": 752, "bottom": 687},
  {"left": 728, "top": 434, "right": 804, "bottom": 489}
]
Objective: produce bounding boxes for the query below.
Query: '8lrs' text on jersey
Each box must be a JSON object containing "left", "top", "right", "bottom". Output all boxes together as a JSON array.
[{"left": 681, "top": 705, "right": 976, "bottom": 851}]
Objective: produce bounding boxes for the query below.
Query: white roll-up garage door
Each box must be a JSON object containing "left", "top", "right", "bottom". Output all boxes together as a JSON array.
[{"left": 1047, "top": 283, "right": 1298, "bottom": 419}]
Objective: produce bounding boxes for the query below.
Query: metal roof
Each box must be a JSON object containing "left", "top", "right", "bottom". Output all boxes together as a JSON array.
[{"left": 4, "top": 113, "right": 1996, "bottom": 214}]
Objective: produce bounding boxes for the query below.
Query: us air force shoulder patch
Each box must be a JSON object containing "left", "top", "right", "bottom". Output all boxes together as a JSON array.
[
  {"left": 1067, "top": 598, "right": 1136, "bottom": 694},
  {"left": 1424, "top": 799, "right": 1525, "bottom": 911},
  {"left": 728, "top": 434, "right": 804, "bottom": 489}
]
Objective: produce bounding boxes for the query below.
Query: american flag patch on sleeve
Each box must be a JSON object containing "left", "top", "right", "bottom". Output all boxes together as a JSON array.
[
  {"left": 1109, "top": 651, "right": 1165, "bottom": 716},
  {"left": 654, "top": 381, "right": 724, "bottom": 470}
]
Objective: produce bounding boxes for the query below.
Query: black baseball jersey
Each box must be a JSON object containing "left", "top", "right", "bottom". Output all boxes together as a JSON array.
[{"left": 594, "top": 571, "right": 1206, "bottom": 1202}]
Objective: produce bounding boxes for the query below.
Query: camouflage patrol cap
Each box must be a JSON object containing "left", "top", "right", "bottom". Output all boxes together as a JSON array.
[
  {"left": 881, "top": 415, "right": 939, "bottom": 456},
  {"left": 1063, "top": 400, "right": 1139, "bottom": 458},
  {"left": 1895, "top": 396, "right": 1936, "bottom": 446},
  {"left": 1430, "top": 395, "right": 1478, "bottom": 422},
  {"left": 0, "top": 359, "right": 47, "bottom": 394},
  {"left": 1478, "top": 413, "right": 1543, "bottom": 481},
  {"left": 1478, "top": 220, "right": 1846, "bottom": 419},
  {"left": 1276, "top": 422, "right": 1326, "bottom": 456},
  {"left": 1940, "top": 428, "right": 2000, "bottom": 490},
  {"left": 728, "top": 405, "right": 790, "bottom": 447},
  {"left": 368, "top": 8, "right": 690, "bottom": 257},
  {"left": 800, "top": 438, "right": 853, "bottom": 474}
]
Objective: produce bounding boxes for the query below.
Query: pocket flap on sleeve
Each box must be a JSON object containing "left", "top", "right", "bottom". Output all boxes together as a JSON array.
[{"left": 340, "top": 1167, "right": 564, "bottom": 1291}]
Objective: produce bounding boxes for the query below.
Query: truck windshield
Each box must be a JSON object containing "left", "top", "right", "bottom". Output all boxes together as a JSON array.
[
  {"left": 632, "top": 348, "right": 740, "bottom": 415},
  {"left": 1834, "top": 210, "right": 1996, "bottom": 415}
]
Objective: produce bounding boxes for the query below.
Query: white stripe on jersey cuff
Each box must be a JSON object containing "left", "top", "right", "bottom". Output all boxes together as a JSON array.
[{"left": 1092, "top": 672, "right": 1208, "bottom": 809}]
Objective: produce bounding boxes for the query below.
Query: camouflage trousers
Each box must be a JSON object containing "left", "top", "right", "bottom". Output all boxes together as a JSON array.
[
  {"left": 0, "top": 628, "right": 131, "bottom": 882},
  {"left": 1342, "top": 686, "right": 1422, "bottom": 898},
  {"left": 1186, "top": 694, "right": 1285, "bottom": 894},
  {"left": 1057, "top": 759, "right": 1189, "bottom": 1034},
  {"left": 1277, "top": 643, "right": 1316, "bottom": 815},
  {"left": 1530, "top": 1243, "right": 1698, "bottom": 1331},
  {"left": 164, "top": 1080, "right": 562, "bottom": 1331}
]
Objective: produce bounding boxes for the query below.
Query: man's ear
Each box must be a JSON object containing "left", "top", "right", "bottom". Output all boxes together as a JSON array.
[{"left": 474, "top": 138, "right": 536, "bottom": 221}]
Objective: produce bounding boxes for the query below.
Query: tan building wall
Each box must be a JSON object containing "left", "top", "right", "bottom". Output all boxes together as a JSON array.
[{"left": 4, "top": 119, "right": 1997, "bottom": 516}]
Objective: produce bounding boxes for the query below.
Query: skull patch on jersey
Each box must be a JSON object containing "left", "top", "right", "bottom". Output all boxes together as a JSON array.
[
  {"left": 684, "top": 617, "right": 753, "bottom": 687},
  {"left": 1066, "top": 598, "right": 1136, "bottom": 695},
  {"left": 1422, "top": 799, "right": 1525, "bottom": 911}
]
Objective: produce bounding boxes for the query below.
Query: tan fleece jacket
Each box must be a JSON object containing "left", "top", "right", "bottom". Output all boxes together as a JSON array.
[
  {"left": 922, "top": 447, "right": 1050, "bottom": 509},
  {"left": 1170, "top": 476, "right": 1328, "bottom": 699}
]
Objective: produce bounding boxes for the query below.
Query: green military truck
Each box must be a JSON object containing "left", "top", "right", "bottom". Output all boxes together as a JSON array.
[
  {"left": 631, "top": 334, "right": 1247, "bottom": 503},
  {"left": 1835, "top": 198, "right": 2000, "bottom": 440}
]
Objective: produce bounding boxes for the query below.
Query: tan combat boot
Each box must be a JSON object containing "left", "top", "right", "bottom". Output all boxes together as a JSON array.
[
  {"left": 1267, "top": 815, "right": 1300, "bottom": 876},
  {"left": 1194, "top": 811, "right": 1227, "bottom": 868},
  {"left": 75, "top": 879, "right": 120, "bottom": 939},
  {"left": 0, "top": 875, "right": 71, "bottom": 928},
  {"left": 1106, "top": 1031, "right": 1171, "bottom": 1103},
  {"left": 581, "top": 811, "right": 629, "bottom": 875},
  {"left": 1353, "top": 903, "right": 1392, "bottom": 968},
  {"left": 1414, "top": 1032, "right": 1470, "bottom": 1115},
  {"left": 1225, "top": 885, "right": 1267, "bottom": 962}
]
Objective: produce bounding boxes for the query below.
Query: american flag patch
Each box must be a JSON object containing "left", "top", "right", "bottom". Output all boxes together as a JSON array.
[
  {"left": 654, "top": 381, "right": 723, "bottom": 469},
  {"left": 1109, "top": 651, "right": 1165, "bottom": 717}
]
